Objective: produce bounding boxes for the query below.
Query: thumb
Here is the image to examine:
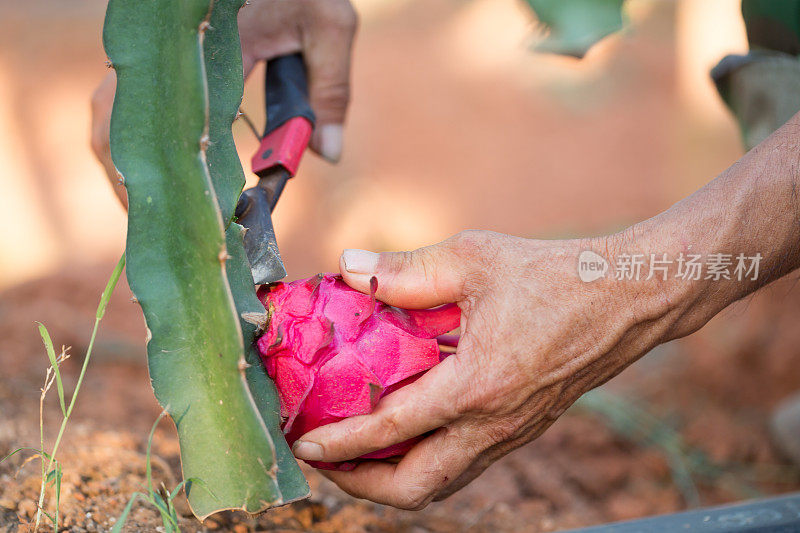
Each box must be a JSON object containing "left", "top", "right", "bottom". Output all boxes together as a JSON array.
[{"left": 339, "top": 237, "right": 470, "bottom": 309}]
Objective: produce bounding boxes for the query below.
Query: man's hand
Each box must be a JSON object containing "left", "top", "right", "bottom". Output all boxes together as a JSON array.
[
  {"left": 290, "top": 230, "right": 693, "bottom": 509},
  {"left": 91, "top": 0, "right": 357, "bottom": 206},
  {"left": 291, "top": 112, "right": 800, "bottom": 509}
]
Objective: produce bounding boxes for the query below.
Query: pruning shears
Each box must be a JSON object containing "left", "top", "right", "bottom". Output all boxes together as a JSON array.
[{"left": 235, "top": 53, "right": 315, "bottom": 285}]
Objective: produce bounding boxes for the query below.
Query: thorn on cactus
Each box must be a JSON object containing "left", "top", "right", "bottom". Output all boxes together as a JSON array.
[{"left": 241, "top": 312, "right": 269, "bottom": 333}]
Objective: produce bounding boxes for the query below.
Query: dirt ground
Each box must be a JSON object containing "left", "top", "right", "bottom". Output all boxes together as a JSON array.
[{"left": 1, "top": 262, "right": 799, "bottom": 532}]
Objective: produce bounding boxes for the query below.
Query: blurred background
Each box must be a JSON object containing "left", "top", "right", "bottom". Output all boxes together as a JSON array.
[
  {"left": 0, "top": 0, "right": 749, "bottom": 288},
  {"left": 5, "top": 1, "right": 800, "bottom": 532}
]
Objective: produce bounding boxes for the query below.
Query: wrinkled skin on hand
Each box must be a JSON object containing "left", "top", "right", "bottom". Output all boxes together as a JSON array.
[{"left": 290, "top": 230, "right": 701, "bottom": 510}]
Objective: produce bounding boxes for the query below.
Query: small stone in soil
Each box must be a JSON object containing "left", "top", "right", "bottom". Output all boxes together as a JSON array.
[{"left": 17, "top": 499, "right": 36, "bottom": 519}]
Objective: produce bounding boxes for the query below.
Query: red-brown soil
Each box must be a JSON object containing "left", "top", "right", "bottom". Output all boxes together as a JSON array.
[{"left": 1, "top": 263, "right": 799, "bottom": 532}]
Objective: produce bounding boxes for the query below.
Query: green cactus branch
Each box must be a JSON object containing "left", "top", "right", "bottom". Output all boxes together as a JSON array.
[
  {"left": 103, "top": 0, "right": 308, "bottom": 519},
  {"left": 526, "top": 0, "right": 626, "bottom": 58}
]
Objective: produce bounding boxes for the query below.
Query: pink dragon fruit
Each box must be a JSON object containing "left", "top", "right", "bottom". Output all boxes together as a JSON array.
[{"left": 256, "top": 273, "right": 460, "bottom": 471}]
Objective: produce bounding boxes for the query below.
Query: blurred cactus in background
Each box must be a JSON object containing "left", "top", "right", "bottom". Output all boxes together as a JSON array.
[{"left": 526, "top": 0, "right": 626, "bottom": 57}]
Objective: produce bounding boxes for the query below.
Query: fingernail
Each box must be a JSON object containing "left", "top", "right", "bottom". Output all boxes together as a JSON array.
[
  {"left": 312, "top": 124, "right": 344, "bottom": 163},
  {"left": 292, "top": 440, "right": 324, "bottom": 461},
  {"left": 342, "top": 249, "right": 378, "bottom": 275}
]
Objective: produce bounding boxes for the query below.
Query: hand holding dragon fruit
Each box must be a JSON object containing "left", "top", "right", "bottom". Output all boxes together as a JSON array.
[
  {"left": 277, "top": 231, "right": 702, "bottom": 510},
  {"left": 256, "top": 274, "right": 460, "bottom": 470}
]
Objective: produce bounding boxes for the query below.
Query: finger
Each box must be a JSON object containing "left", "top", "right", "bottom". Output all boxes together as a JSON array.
[
  {"left": 323, "top": 425, "right": 479, "bottom": 510},
  {"left": 90, "top": 72, "right": 115, "bottom": 167},
  {"left": 293, "top": 358, "right": 464, "bottom": 463},
  {"left": 90, "top": 72, "right": 128, "bottom": 209},
  {"left": 238, "top": 0, "right": 303, "bottom": 79},
  {"left": 338, "top": 235, "right": 472, "bottom": 309},
  {"left": 241, "top": 53, "right": 258, "bottom": 80},
  {"left": 241, "top": 40, "right": 302, "bottom": 79},
  {"left": 301, "top": 1, "right": 357, "bottom": 162}
]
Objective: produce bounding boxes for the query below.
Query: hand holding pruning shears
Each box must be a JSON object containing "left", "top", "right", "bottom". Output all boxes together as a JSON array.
[{"left": 91, "top": 0, "right": 357, "bottom": 208}]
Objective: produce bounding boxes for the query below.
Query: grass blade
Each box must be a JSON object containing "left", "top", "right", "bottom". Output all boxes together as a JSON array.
[
  {"left": 98, "top": 253, "right": 125, "bottom": 320},
  {"left": 153, "top": 498, "right": 178, "bottom": 531},
  {"left": 112, "top": 492, "right": 145, "bottom": 533},
  {"left": 53, "top": 463, "right": 62, "bottom": 530},
  {"left": 0, "top": 447, "right": 42, "bottom": 464},
  {"left": 145, "top": 409, "right": 169, "bottom": 500},
  {"left": 45, "top": 466, "right": 58, "bottom": 485},
  {"left": 35, "top": 254, "right": 126, "bottom": 530},
  {"left": 167, "top": 477, "right": 205, "bottom": 502},
  {"left": 37, "top": 323, "right": 66, "bottom": 417},
  {"left": 168, "top": 479, "right": 191, "bottom": 502}
]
